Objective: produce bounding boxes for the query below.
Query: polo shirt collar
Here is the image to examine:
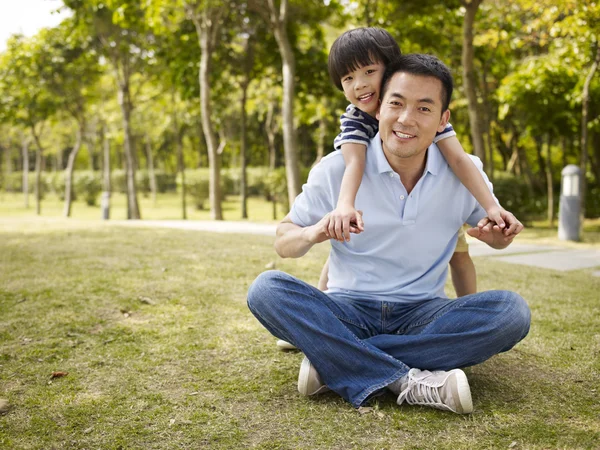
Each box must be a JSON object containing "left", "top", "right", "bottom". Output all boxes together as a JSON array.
[{"left": 370, "top": 133, "right": 443, "bottom": 176}]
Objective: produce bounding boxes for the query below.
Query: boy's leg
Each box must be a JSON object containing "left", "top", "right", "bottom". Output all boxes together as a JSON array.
[
  {"left": 449, "top": 225, "right": 476, "bottom": 297},
  {"left": 248, "top": 270, "right": 408, "bottom": 407},
  {"left": 365, "top": 290, "right": 531, "bottom": 372}
]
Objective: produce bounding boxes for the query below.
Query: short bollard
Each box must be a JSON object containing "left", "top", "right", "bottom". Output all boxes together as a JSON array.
[{"left": 558, "top": 165, "right": 581, "bottom": 241}]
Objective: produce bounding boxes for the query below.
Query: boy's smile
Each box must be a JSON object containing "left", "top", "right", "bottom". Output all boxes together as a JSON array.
[{"left": 341, "top": 62, "right": 385, "bottom": 116}]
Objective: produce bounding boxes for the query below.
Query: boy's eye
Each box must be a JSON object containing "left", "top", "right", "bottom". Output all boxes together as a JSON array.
[
  {"left": 343, "top": 76, "right": 352, "bottom": 82},
  {"left": 366, "top": 69, "right": 376, "bottom": 74}
]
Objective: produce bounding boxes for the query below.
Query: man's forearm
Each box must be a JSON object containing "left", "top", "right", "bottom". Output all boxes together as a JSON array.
[{"left": 275, "top": 221, "right": 320, "bottom": 258}]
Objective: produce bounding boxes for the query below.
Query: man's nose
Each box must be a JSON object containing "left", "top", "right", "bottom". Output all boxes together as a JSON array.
[{"left": 397, "top": 108, "right": 415, "bottom": 125}]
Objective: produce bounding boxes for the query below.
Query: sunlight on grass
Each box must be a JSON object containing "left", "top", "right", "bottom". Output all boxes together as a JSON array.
[{"left": 0, "top": 219, "right": 599, "bottom": 448}]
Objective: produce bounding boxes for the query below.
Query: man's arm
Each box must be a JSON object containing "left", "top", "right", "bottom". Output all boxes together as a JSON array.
[{"left": 275, "top": 214, "right": 332, "bottom": 258}]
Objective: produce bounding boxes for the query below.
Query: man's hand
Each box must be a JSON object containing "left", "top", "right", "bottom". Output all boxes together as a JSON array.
[
  {"left": 467, "top": 222, "right": 516, "bottom": 249},
  {"left": 478, "top": 207, "right": 524, "bottom": 237},
  {"left": 324, "top": 206, "right": 364, "bottom": 242}
]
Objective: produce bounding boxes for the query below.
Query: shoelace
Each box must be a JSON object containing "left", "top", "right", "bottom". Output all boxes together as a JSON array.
[{"left": 397, "top": 374, "right": 452, "bottom": 412}]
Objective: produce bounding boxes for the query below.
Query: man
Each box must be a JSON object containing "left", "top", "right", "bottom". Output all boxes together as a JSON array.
[{"left": 247, "top": 54, "right": 530, "bottom": 414}]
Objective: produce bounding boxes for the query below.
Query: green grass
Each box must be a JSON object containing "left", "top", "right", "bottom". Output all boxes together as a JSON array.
[{"left": 1, "top": 219, "right": 599, "bottom": 448}]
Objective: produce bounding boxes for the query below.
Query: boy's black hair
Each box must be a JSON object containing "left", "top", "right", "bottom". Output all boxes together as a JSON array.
[
  {"left": 380, "top": 54, "right": 454, "bottom": 112},
  {"left": 328, "top": 27, "right": 401, "bottom": 91}
]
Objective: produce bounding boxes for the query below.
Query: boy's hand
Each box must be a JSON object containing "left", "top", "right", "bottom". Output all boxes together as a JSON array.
[
  {"left": 478, "top": 207, "right": 524, "bottom": 237},
  {"left": 467, "top": 221, "right": 516, "bottom": 249},
  {"left": 325, "top": 205, "right": 364, "bottom": 242}
]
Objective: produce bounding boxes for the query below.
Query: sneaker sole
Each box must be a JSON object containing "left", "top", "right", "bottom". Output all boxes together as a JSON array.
[
  {"left": 450, "top": 369, "right": 473, "bottom": 414},
  {"left": 276, "top": 340, "right": 298, "bottom": 351}
]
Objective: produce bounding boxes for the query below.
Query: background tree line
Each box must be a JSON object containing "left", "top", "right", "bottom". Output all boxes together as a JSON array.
[{"left": 0, "top": 0, "right": 599, "bottom": 224}]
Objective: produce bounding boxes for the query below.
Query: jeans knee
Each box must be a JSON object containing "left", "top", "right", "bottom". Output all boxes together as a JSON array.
[
  {"left": 501, "top": 291, "right": 531, "bottom": 342},
  {"left": 247, "top": 270, "right": 287, "bottom": 314}
]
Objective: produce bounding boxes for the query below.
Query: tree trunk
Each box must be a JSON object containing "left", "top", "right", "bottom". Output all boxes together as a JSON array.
[
  {"left": 580, "top": 44, "right": 600, "bottom": 222},
  {"left": 172, "top": 92, "right": 187, "bottom": 220},
  {"left": 30, "top": 126, "right": 45, "bottom": 216},
  {"left": 461, "top": 0, "right": 486, "bottom": 166},
  {"left": 266, "top": 101, "right": 277, "bottom": 170},
  {"left": 145, "top": 135, "right": 157, "bottom": 206},
  {"left": 193, "top": 12, "right": 223, "bottom": 220},
  {"left": 102, "top": 122, "right": 111, "bottom": 220},
  {"left": 268, "top": 0, "right": 301, "bottom": 206},
  {"left": 63, "top": 122, "right": 84, "bottom": 217},
  {"left": 22, "top": 138, "right": 29, "bottom": 208},
  {"left": 240, "top": 77, "right": 249, "bottom": 219},
  {"left": 117, "top": 80, "right": 141, "bottom": 220},
  {"left": 312, "top": 114, "right": 327, "bottom": 168},
  {"left": 545, "top": 134, "right": 554, "bottom": 226}
]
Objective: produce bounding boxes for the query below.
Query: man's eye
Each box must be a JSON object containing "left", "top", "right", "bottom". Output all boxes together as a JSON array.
[{"left": 420, "top": 107, "right": 431, "bottom": 112}]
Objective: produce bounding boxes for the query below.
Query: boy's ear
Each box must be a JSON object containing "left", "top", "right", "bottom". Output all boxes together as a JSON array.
[
  {"left": 375, "top": 99, "right": 382, "bottom": 120},
  {"left": 437, "top": 109, "right": 451, "bottom": 133}
]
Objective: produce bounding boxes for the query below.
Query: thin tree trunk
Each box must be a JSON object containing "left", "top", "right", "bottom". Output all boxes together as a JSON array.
[
  {"left": 461, "top": 0, "right": 486, "bottom": 166},
  {"left": 193, "top": 12, "right": 223, "bottom": 220},
  {"left": 30, "top": 126, "right": 45, "bottom": 216},
  {"left": 545, "top": 134, "right": 554, "bottom": 226},
  {"left": 145, "top": 135, "right": 157, "bottom": 206},
  {"left": 102, "top": 122, "right": 111, "bottom": 220},
  {"left": 240, "top": 78, "right": 249, "bottom": 219},
  {"left": 22, "top": 138, "right": 29, "bottom": 208},
  {"left": 268, "top": 0, "right": 301, "bottom": 206},
  {"left": 117, "top": 81, "right": 141, "bottom": 220},
  {"left": 63, "top": 123, "right": 84, "bottom": 217},
  {"left": 312, "top": 114, "right": 327, "bottom": 168},
  {"left": 266, "top": 101, "right": 277, "bottom": 170},
  {"left": 580, "top": 44, "right": 600, "bottom": 222},
  {"left": 172, "top": 91, "right": 187, "bottom": 220}
]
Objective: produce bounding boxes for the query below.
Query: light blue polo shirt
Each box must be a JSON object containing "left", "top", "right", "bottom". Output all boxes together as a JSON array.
[{"left": 289, "top": 133, "right": 493, "bottom": 302}]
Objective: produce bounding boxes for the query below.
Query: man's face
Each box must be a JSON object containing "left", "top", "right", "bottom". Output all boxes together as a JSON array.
[
  {"left": 376, "top": 72, "right": 450, "bottom": 161},
  {"left": 340, "top": 61, "right": 385, "bottom": 117}
]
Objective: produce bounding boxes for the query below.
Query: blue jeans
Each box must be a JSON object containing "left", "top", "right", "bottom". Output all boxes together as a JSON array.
[{"left": 247, "top": 270, "right": 531, "bottom": 408}]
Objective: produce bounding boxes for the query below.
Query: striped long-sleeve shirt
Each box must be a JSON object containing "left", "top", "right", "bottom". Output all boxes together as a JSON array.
[{"left": 333, "top": 104, "right": 456, "bottom": 151}]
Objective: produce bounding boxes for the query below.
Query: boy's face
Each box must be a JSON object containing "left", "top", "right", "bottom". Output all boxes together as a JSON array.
[{"left": 340, "top": 61, "right": 385, "bottom": 116}]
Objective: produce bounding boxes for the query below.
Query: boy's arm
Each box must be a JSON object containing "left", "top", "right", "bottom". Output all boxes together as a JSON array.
[
  {"left": 329, "top": 143, "right": 366, "bottom": 242},
  {"left": 437, "top": 136, "right": 522, "bottom": 235}
]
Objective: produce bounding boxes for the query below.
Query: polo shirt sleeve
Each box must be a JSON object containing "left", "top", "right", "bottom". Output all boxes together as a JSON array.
[
  {"left": 289, "top": 161, "right": 337, "bottom": 227},
  {"left": 464, "top": 155, "right": 499, "bottom": 227}
]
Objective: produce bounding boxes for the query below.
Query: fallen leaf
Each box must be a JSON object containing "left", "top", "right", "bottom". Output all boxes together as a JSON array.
[
  {"left": 51, "top": 371, "right": 69, "bottom": 379},
  {"left": 139, "top": 296, "right": 155, "bottom": 305},
  {"left": 169, "top": 419, "right": 175, "bottom": 427},
  {"left": 509, "top": 441, "right": 517, "bottom": 448},
  {"left": 83, "top": 427, "right": 93, "bottom": 434},
  {"left": 357, "top": 407, "right": 373, "bottom": 415},
  {"left": 265, "top": 262, "right": 275, "bottom": 269},
  {"left": 376, "top": 411, "right": 385, "bottom": 419},
  {"left": 0, "top": 398, "right": 10, "bottom": 414},
  {"left": 188, "top": 392, "right": 199, "bottom": 396}
]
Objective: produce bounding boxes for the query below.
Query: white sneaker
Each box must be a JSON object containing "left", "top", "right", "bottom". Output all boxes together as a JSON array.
[
  {"left": 276, "top": 339, "right": 297, "bottom": 351},
  {"left": 397, "top": 368, "right": 473, "bottom": 414},
  {"left": 297, "top": 357, "right": 330, "bottom": 396}
]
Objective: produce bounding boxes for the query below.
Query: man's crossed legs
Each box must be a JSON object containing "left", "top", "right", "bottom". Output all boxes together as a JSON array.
[{"left": 247, "top": 270, "right": 530, "bottom": 413}]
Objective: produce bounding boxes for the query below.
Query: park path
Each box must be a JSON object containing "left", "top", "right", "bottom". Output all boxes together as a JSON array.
[{"left": 113, "top": 219, "right": 600, "bottom": 274}]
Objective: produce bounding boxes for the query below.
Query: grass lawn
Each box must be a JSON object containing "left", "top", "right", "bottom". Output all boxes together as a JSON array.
[{"left": 0, "top": 217, "right": 599, "bottom": 448}]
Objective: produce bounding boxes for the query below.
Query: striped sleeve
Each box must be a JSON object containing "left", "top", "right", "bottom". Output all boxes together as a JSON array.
[
  {"left": 433, "top": 122, "right": 456, "bottom": 143},
  {"left": 333, "top": 105, "right": 379, "bottom": 151}
]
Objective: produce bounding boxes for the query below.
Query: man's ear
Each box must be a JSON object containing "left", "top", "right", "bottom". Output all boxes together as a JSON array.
[{"left": 437, "top": 109, "right": 451, "bottom": 133}]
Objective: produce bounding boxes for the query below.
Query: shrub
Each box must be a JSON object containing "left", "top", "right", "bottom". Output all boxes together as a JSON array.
[{"left": 74, "top": 172, "right": 103, "bottom": 206}]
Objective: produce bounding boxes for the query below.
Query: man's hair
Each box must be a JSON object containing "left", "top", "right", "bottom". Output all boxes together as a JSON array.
[
  {"left": 328, "top": 27, "right": 401, "bottom": 91},
  {"left": 380, "top": 54, "right": 454, "bottom": 112}
]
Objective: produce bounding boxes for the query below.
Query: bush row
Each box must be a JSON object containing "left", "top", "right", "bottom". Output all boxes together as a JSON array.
[{"left": 2, "top": 168, "right": 598, "bottom": 218}]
